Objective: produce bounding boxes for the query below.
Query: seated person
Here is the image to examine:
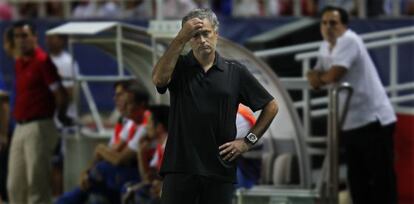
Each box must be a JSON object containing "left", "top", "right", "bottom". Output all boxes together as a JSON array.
[
  {"left": 123, "top": 105, "right": 169, "bottom": 204},
  {"left": 56, "top": 82, "right": 150, "bottom": 204}
]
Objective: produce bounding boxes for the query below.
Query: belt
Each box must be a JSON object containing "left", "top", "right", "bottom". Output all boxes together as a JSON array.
[{"left": 17, "top": 116, "right": 51, "bottom": 125}]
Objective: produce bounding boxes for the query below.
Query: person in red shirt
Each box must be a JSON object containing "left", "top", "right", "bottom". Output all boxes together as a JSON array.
[{"left": 7, "top": 20, "right": 70, "bottom": 204}]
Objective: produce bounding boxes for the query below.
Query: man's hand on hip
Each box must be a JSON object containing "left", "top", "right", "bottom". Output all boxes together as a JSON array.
[{"left": 219, "top": 138, "right": 252, "bottom": 162}]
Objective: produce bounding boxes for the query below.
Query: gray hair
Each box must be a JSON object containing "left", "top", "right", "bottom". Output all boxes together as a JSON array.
[{"left": 182, "top": 8, "right": 219, "bottom": 32}]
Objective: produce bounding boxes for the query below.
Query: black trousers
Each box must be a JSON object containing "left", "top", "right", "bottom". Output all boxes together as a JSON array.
[
  {"left": 342, "top": 121, "right": 397, "bottom": 204},
  {"left": 161, "top": 173, "right": 234, "bottom": 204},
  {"left": 0, "top": 145, "right": 9, "bottom": 201}
]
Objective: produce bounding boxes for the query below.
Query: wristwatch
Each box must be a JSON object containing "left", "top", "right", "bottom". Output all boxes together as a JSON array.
[{"left": 244, "top": 132, "right": 258, "bottom": 145}]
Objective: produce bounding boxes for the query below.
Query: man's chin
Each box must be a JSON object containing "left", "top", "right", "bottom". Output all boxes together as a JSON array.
[{"left": 199, "top": 48, "right": 213, "bottom": 55}]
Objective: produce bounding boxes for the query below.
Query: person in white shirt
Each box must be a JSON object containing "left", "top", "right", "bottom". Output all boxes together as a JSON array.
[
  {"left": 307, "top": 6, "right": 397, "bottom": 204},
  {"left": 46, "top": 34, "right": 79, "bottom": 129}
]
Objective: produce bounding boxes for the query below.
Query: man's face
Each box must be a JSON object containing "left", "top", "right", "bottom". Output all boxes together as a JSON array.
[
  {"left": 125, "top": 92, "right": 145, "bottom": 119},
  {"left": 46, "top": 35, "right": 64, "bottom": 54},
  {"left": 189, "top": 18, "right": 218, "bottom": 57},
  {"left": 114, "top": 85, "right": 128, "bottom": 116},
  {"left": 320, "top": 11, "right": 346, "bottom": 43},
  {"left": 13, "top": 25, "right": 37, "bottom": 56}
]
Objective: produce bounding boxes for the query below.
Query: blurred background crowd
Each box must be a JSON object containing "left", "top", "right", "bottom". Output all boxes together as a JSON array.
[{"left": 0, "top": 0, "right": 413, "bottom": 21}]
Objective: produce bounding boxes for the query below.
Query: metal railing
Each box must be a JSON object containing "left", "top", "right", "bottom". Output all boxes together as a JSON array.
[
  {"left": 324, "top": 83, "right": 353, "bottom": 204},
  {"left": 255, "top": 26, "right": 414, "bottom": 58}
]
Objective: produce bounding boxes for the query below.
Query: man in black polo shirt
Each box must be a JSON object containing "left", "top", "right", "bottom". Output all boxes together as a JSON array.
[{"left": 152, "top": 8, "right": 278, "bottom": 204}]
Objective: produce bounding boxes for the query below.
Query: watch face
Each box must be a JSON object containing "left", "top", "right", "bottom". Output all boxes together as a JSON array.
[{"left": 247, "top": 133, "right": 258, "bottom": 142}]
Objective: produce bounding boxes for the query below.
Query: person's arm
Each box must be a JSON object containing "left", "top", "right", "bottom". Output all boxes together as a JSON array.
[
  {"left": 0, "top": 93, "right": 10, "bottom": 151},
  {"left": 79, "top": 143, "right": 106, "bottom": 190},
  {"left": 247, "top": 99, "right": 278, "bottom": 140},
  {"left": 95, "top": 143, "right": 136, "bottom": 166},
  {"left": 53, "top": 86, "right": 72, "bottom": 126},
  {"left": 136, "top": 136, "right": 153, "bottom": 183},
  {"left": 219, "top": 99, "right": 278, "bottom": 161},
  {"left": 44, "top": 57, "right": 72, "bottom": 126},
  {"left": 152, "top": 18, "right": 203, "bottom": 87},
  {"left": 307, "top": 66, "right": 347, "bottom": 89},
  {"left": 308, "top": 36, "right": 357, "bottom": 89}
]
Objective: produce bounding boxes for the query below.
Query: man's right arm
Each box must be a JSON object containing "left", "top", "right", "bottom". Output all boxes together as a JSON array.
[{"left": 152, "top": 18, "right": 204, "bottom": 87}]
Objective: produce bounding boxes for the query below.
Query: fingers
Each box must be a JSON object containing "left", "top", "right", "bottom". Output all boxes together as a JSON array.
[
  {"left": 219, "top": 141, "right": 241, "bottom": 162},
  {"left": 226, "top": 150, "right": 239, "bottom": 162},
  {"left": 179, "top": 18, "right": 204, "bottom": 41}
]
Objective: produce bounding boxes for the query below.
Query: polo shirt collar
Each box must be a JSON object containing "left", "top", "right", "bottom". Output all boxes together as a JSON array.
[
  {"left": 19, "top": 47, "right": 42, "bottom": 63},
  {"left": 187, "top": 51, "right": 225, "bottom": 72}
]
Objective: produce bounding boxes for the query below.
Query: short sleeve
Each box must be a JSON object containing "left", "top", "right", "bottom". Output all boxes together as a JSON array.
[
  {"left": 314, "top": 45, "right": 324, "bottom": 70},
  {"left": 332, "top": 36, "right": 359, "bottom": 69},
  {"left": 121, "top": 120, "right": 134, "bottom": 141},
  {"left": 156, "top": 55, "right": 184, "bottom": 94},
  {"left": 238, "top": 65, "right": 274, "bottom": 112},
  {"left": 60, "top": 61, "right": 78, "bottom": 87},
  {"left": 127, "top": 125, "right": 147, "bottom": 152},
  {"left": 149, "top": 151, "right": 159, "bottom": 168}
]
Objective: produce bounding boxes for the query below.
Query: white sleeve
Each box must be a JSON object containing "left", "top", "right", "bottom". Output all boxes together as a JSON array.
[
  {"left": 127, "top": 125, "right": 147, "bottom": 152},
  {"left": 332, "top": 37, "right": 359, "bottom": 69},
  {"left": 314, "top": 46, "right": 324, "bottom": 70},
  {"left": 120, "top": 120, "right": 134, "bottom": 141},
  {"left": 149, "top": 151, "right": 159, "bottom": 168},
  {"left": 62, "top": 60, "right": 79, "bottom": 87},
  {"left": 107, "top": 120, "right": 130, "bottom": 146}
]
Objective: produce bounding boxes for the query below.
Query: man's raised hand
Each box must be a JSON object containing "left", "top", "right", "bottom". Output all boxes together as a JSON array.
[{"left": 177, "top": 18, "right": 204, "bottom": 43}]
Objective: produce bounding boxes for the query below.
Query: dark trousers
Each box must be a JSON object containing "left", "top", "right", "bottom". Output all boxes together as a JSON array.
[
  {"left": 56, "top": 161, "right": 140, "bottom": 204},
  {"left": 343, "top": 121, "right": 397, "bottom": 204},
  {"left": 161, "top": 173, "right": 234, "bottom": 204},
  {"left": 0, "top": 146, "right": 8, "bottom": 201}
]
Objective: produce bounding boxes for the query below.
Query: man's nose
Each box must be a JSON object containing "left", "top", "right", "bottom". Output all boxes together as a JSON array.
[{"left": 200, "top": 35, "right": 206, "bottom": 43}]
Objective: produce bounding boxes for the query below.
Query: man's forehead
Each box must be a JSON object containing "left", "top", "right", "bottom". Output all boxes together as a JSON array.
[
  {"left": 195, "top": 18, "right": 213, "bottom": 28},
  {"left": 14, "top": 26, "right": 34, "bottom": 35},
  {"left": 322, "top": 11, "right": 340, "bottom": 19}
]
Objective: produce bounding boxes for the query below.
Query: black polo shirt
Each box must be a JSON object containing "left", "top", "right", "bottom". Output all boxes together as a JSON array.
[{"left": 157, "top": 51, "right": 273, "bottom": 182}]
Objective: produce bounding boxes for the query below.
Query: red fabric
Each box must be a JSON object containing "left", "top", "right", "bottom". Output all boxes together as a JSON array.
[
  {"left": 14, "top": 47, "right": 61, "bottom": 121},
  {"left": 127, "top": 110, "right": 151, "bottom": 142},
  {"left": 127, "top": 123, "right": 138, "bottom": 142},
  {"left": 238, "top": 104, "right": 256, "bottom": 126},
  {"left": 142, "top": 110, "right": 151, "bottom": 124},
  {"left": 113, "top": 122, "right": 123, "bottom": 145},
  {"left": 156, "top": 143, "right": 165, "bottom": 171},
  {"left": 394, "top": 113, "right": 414, "bottom": 204}
]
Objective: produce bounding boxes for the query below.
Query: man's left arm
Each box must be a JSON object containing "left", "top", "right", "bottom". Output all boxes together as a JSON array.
[
  {"left": 53, "top": 86, "right": 71, "bottom": 126},
  {"left": 220, "top": 99, "right": 278, "bottom": 161},
  {"left": 308, "top": 36, "right": 357, "bottom": 89}
]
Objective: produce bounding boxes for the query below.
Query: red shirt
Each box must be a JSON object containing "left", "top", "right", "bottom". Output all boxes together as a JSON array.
[{"left": 14, "top": 47, "right": 61, "bottom": 121}]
